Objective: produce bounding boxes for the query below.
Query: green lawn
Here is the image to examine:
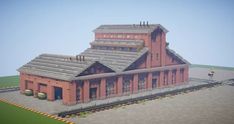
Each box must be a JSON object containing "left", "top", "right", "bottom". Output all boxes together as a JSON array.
[
  {"left": 0, "top": 75, "right": 19, "bottom": 88},
  {"left": 190, "top": 64, "right": 234, "bottom": 71},
  {"left": 0, "top": 101, "right": 66, "bottom": 124}
]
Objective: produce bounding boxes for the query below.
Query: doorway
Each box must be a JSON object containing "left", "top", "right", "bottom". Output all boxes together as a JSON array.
[
  {"left": 54, "top": 87, "right": 63, "bottom": 100},
  {"left": 90, "top": 88, "right": 97, "bottom": 100},
  {"left": 152, "top": 78, "right": 157, "bottom": 89}
]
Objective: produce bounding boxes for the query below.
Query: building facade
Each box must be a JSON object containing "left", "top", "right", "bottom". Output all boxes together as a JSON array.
[{"left": 18, "top": 23, "right": 189, "bottom": 105}]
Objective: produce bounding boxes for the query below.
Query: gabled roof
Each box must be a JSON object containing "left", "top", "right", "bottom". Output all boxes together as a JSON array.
[
  {"left": 90, "top": 39, "right": 144, "bottom": 48},
  {"left": 166, "top": 47, "right": 190, "bottom": 65},
  {"left": 80, "top": 47, "right": 149, "bottom": 72},
  {"left": 17, "top": 54, "right": 102, "bottom": 81},
  {"left": 18, "top": 47, "right": 149, "bottom": 81},
  {"left": 93, "top": 24, "right": 169, "bottom": 34}
]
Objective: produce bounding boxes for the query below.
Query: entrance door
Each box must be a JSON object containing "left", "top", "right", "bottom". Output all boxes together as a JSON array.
[
  {"left": 152, "top": 78, "right": 157, "bottom": 89},
  {"left": 90, "top": 88, "right": 97, "bottom": 100},
  {"left": 54, "top": 87, "right": 63, "bottom": 100}
]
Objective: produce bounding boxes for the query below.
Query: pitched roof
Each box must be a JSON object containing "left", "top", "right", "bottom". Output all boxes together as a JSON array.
[
  {"left": 18, "top": 47, "right": 149, "bottom": 81},
  {"left": 93, "top": 24, "right": 169, "bottom": 34},
  {"left": 17, "top": 54, "right": 98, "bottom": 81},
  {"left": 80, "top": 47, "right": 148, "bottom": 72},
  {"left": 90, "top": 39, "right": 144, "bottom": 48}
]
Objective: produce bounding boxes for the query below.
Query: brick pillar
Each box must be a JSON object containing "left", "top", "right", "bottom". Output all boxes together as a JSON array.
[
  {"left": 146, "top": 52, "right": 151, "bottom": 68},
  {"left": 96, "top": 85, "right": 100, "bottom": 99},
  {"left": 159, "top": 71, "right": 164, "bottom": 88},
  {"left": 78, "top": 86, "right": 83, "bottom": 102},
  {"left": 130, "top": 79, "right": 133, "bottom": 93},
  {"left": 147, "top": 73, "right": 152, "bottom": 90},
  {"left": 117, "top": 76, "right": 123, "bottom": 96},
  {"left": 176, "top": 68, "right": 180, "bottom": 84},
  {"left": 83, "top": 80, "right": 90, "bottom": 102},
  {"left": 100, "top": 78, "right": 106, "bottom": 99},
  {"left": 69, "top": 82, "right": 77, "bottom": 105},
  {"left": 133, "top": 74, "right": 138, "bottom": 93},
  {"left": 19, "top": 73, "right": 25, "bottom": 94},
  {"left": 168, "top": 70, "right": 172, "bottom": 85},
  {"left": 33, "top": 81, "right": 39, "bottom": 97},
  {"left": 62, "top": 81, "right": 76, "bottom": 105},
  {"left": 160, "top": 32, "right": 166, "bottom": 66},
  {"left": 47, "top": 85, "right": 55, "bottom": 101},
  {"left": 184, "top": 66, "right": 189, "bottom": 82}
]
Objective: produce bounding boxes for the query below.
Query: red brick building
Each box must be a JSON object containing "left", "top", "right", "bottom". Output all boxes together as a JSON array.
[{"left": 18, "top": 23, "right": 189, "bottom": 105}]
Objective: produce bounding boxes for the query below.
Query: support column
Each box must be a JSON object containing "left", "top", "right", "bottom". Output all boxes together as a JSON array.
[
  {"left": 147, "top": 73, "right": 152, "bottom": 90},
  {"left": 160, "top": 32, "right": 166, "bottom": 66},
  {"left": 83, "top": 80, "right": 90, "bottom": 102},
  {"left": 62, "top": 82, "right": 76, "bottom": 105},
  {"left": 133, "top": 74, "right": 138, "bottom": 93},
  {"left": 117, "top": 76, "right": 123, "bottom": 96},
  {"left": 159, "top": 71, "right": 164, "bottom": 88},
  {"left": 146, "top": 53, "right": 151, "bottom": 68},
  {"left": 19, "top": 73, "right": 25, "bottom": 94},
  {"left": 33, "top": 81, "right": 39, "bottom": 97},
  {"left": 47, "top": 85, "right": 55, "bottom": 101},
  {"left": 184, "top": 66, "right": 189, "bottom": 82},
  {"left": 168, "top": 70, "right": 172, "bottom": 86},
  {"left": 176, "top": 68, "right": 180, "bottom": 84},
  {"left": 130, "top": 79, "right": 133, "bottom": 93},
  {"left": 100, "top": 78, "right": 106, "bottom": 99}
]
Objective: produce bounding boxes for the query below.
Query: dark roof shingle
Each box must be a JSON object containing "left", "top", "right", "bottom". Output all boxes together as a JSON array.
[{"left": 18, "top": 47, "right": 149, "bottom": 81}]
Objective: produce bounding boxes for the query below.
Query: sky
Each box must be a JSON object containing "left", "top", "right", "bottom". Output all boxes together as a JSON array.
[{"left": 0, "top": 0, "right": 234, "bottom": 76}]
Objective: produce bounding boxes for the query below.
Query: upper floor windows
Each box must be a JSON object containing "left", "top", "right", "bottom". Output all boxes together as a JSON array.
[
  {"left": 93, "top": 45, "right": 137, "bottom": 52},
  {"left": 100, "top": 34, "right": 144, "bottom": 40}
]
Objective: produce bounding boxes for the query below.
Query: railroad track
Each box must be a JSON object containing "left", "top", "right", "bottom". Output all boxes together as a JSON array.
[
  {"left": 0, "top": 87, "right": 20, "bottom": 93},
  {"left": 58, "top": 81, "right": 221, "bottom": 118}
]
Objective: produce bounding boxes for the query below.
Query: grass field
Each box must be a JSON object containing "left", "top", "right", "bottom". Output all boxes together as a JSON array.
[
  {"left": 0, "top": 101, "right": 66, "bottom": 124},
  {"left": 0, "top": 75, "right": 19, "bottom": 88}
]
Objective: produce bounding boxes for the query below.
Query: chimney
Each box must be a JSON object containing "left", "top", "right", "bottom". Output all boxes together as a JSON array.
[
  {"left": 76, "top": 55, "right": 79, "bottom": 61},
  {"left": 140, "top": 21, "right": 142, "bottom": 26},
  {"left": 143, "top": 21, "right": 145, "bottom": 26},
  {"left": 69, "top": 57, "right": 72, "bottom": 61},
  {"left": 147, "top": 21, "right": 149, "bottom": 26}
]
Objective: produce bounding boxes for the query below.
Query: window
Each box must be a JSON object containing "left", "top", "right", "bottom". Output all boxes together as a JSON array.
[
  {"left": 76, "top": 89, "right": 81, "bottom": 101},
  {"left": 152, "top": 78, "right": 157, "bottom": 89},
  {"left": 164, "top": 71, "right": 168, "bottom": 85},
  {"left": 106, "top": 79, "right": 115, "bottom": 97},
  {"left": 138, "top": 74, "right": 146, "bottom": 91},
  {"left": 172, "top": 70, "right": 176, "bottom": 84},
  {"left": 39, "top": 83, "right": 47, "bottom": 86},
  {"left": 131, "top": 48, "right": 137, "bottom": 52},
  {"left": 123, "top": 79, "right": 130, "bottom": 93},
  {"left": 123, "top": 47, "right": 129, "bottom": 51}
]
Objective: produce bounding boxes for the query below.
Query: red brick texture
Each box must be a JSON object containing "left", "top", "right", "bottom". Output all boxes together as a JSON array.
[{"left": 19, "top": 27, "right": 189, "bottom": 105}]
